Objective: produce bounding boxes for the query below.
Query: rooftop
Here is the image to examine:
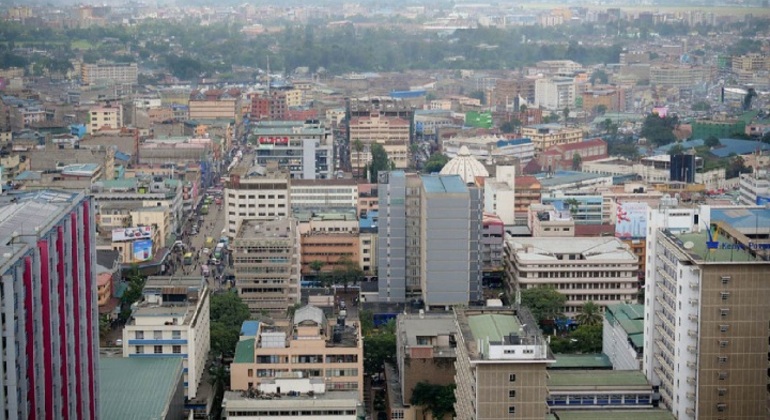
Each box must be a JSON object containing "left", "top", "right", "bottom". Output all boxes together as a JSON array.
[
  {"left": 240, "top": 321, "right": 261, "bottom": 337},
  {"left": 234, "top": 338, "right": 256, "bottom": 364},
  {"left": 547, "top": 370, "right": 650, "bottom": 388},
  {"left": 710, "top": 207, "right": 770, "bottom": 234},
  {"left": 550, "top": 410, "right": 675, "bottom": 420},
  {"left": 550, "top": 353, "right": 612, "bottom": 370},
  {"left": 99, "top": 357, "right": 183, "bottom": 420},
  {"left": 237, "top": 218, "right": 296, "bottom": 240},
  {"left": 457, "top": 307, "right": 552, "bottom": 362},
  {"left": 665, "top": 230, "right": 764, "bottom": 263},
  {"left": 535, "top": 171, "right": 610, "bottom": 188},
  {"left": 439, "top": 146, "right": 489, "bottom": 183},
  {"left": 421, "top": 174, "right": 469, "bottom": 194},
  {"left": 398, "top": 313, "right": 456, "bottom": 348},
  {"left": 605, "top": 303, "right": 644, "bottom": 349},
  {"left": 507, "top": 237, "right": 638, "bottom": 263}
]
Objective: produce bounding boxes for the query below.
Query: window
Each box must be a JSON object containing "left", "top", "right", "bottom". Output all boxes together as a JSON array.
[
  {"left": 509, "top": 390, "right": 516, "bottom": 398},
  {"left": 720, "top": 292, "right": 730, "bottom": 301},
  {"left": 719, "top": 325, "right": 729, "bottom": 333},
  {"left": 716, "top": 403, "right": 727, "bottom": 412},
  {"left": 509, "top": 374, "right": 516, "bottom": 382},
  {"left": 719, "top": 340, "right": 729, "bottom": 348},
  {"left": 508, "top": 406, "right": 516, "bottom": 415},
  {"left": 154, "top": 330, "right": 162, "bottom": 340},
  {"left": 721, "top": 276, "right": 730, "bottom": 285},
  {"left": 718, "top": 371, "right": 728, "bottom": 380},
  {"left": 135, "top": 345, "right": 144, "bottom": 354},
  {"left": 135, "top": 331, "right": 144, "bottom": 339},
  {"left": 172, "top": 330, "right": 181, "bottom": 339},
  {"left": 717, "top": 388, "right": 727, "bottom": 396},
  {"left": 720, "top": 308, "right": 730, "bottom": 317},
  {"left": 172, "top": 345, "right": 181, "bottom": 354},
  {"left": 718, "top": 356, "right": 727, "bottom": 364},
  {"left": 248, "top": 369, "right": 253, "bottom": 377},
  {"left": 154, "top": 345, "right": 163, "bottom": 354}
]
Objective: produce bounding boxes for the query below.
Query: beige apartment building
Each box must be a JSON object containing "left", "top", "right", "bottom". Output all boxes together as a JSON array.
[
  {"left": 225, "top": 159, "right": 291, "bottom": 237},
  {"left": 520, "top": 123, "right": 583, "bottom": 153},
  {"left": 232, "top": 218, "right": 301, "bottom": 317},
  {"left": 188, "top": 88, "right": 242, "bottom": 124},
  {"left": 88, "top": 105, "right": 122, "bottom": 134},
  {"left": 231, "top": 306, "right": 364, "bottom": 400},
  {"left": 505, "top": 237, "right": 639, "bottom": 317},
  {"left": 349, "top": 112, "right": 410, "bottom": 172},
  {"left": 81, "top": 62, "right": 138, "bottom": 85},
  {"left": 298, "top": 214, "right": 360, "bottom": 276},
  {"left": 454, "top": 307, "right": 554, "bottom": 420}
]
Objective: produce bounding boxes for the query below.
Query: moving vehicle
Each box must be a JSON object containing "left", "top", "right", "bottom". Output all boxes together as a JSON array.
[
  {"left": 213, "top": 243, "right": 224, "bottom": 261},
  {"left": 205, "top": 237, "right": 215, "bottom": 249},
  {"left": 215, "top": 197, "right": 222, "bottom": 205},
  {"left": 201, "top": 265, "right": 210, "bottom": 276},
  {"left": 201, "top": 205, "right": 209, "bottom": 215},
  {"left": 183, "top": 252, "right": 193, "bottom": 265}
]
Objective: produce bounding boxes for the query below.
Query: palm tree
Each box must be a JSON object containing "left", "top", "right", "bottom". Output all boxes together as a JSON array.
[
  {"left": 575, "top": 301, "right": 603, "bottom": 326},
  {"left": 352, "top": 139, "right": 364, "bottom": 179}
]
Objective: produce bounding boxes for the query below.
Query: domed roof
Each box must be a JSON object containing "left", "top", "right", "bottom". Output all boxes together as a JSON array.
[{"left": 440, "top": 146, "right": 489, "bottom": 184}]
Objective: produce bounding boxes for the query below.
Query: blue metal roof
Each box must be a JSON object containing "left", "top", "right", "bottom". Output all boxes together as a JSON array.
[
  {"left": 420, "top": 174, "right": 468, "bottom": 193},
  {"left": 240, "top": 320, "right": 260, "bottom": 337},
  {"left": 496, "top": 137, "right": 532, "bottom": 148},
  {"left": 359, "top": 210, "right": 379, "bottom": 230},
  {"left": 653, "top": 138, "right": 770, "bottom": 158},
  {"left": 711, "top": 207, "right": 770, "bottom": 231}
]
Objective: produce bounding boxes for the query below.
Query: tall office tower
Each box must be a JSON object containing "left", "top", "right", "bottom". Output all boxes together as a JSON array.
[
  {"left": 644, "top": 207, "right": 770, "bottom": 419},
  {"left": 377, "top": 171, "right": 482, "bottom": 307},
  {"left": 0, "top": 190, "right": 99, "bottom": 420}
]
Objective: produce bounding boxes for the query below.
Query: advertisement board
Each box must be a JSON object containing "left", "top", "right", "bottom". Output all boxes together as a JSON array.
[
  {"left": 112, "top": 226, "right": 152, "bottom": 242},
  {"left": 133, "top": 239, "right": 153, "bottom": 262},
  {"left": 615, "top": 202, "right": 648, "bottom": 240}
]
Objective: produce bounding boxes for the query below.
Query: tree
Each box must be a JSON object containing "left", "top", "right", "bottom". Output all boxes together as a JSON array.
[
  {"left": 520, "top": 287, "right": 566, "bottom": 325},
  {"left": 468, "top": 90, "right": 485, "bottom": 104},
  {"left": 704, "top": 136, "right": 721, "bottom": 148},
  {"left": 569, "top": 324, "right": 603, "bottom": 353},
  {"left": 359, "top": 309, "right": 375, "bottom": 336},
  {"left": 364, "top": 330, "right": 396, "bottom": 375},
  {"left": 99, "top": 315, "right": 112, "bottom": 340},
  {"left": 640, "top": 113, "right": 678, "bottom": 147},
  {"left": 571, "top": 153, "right": 582, "bottom": 170},
  {"left": 594, "top": 104, "right": 608, "bottom": 116},
  {"left": 309, "top": 259, "right": 324, "bottom": 279},
  {"left": 368, "top": 143, "right": 390, "bottom": 183},
  {"left": 726, "top": 155, "right": 753, "bottom": 178},
  {"left": 564, "top": 198, "right": 580, "bottom": 216},
  {"left": 322, "top": 257, "right": 363, "bottom": 292},
  {"left": 410, "top": 383, "right": 457, "bottom": 420},
  {"left": 762, "top": 131, "right": 770, "bottom": 145},
  {"left": 119, "top": 266, "right": 145, "bottom": 322},
  {"left": 500, "top": 120, "right": 520, "bottom": 133},
  {"left": 575, "top": 301, "right": 602, "bottom": 326},
  {"left": 423, "top": 153, "right": 449, "bottom": 173},
  {"left": 352, "top": 139, "right": 364, "bottom": 178},
  {"left": 562, "top": 107, "right": 570, "bottom": 123},
  {"left": 668, "top": 143, "right": 685, "bottom": 156},
  {"left": 589, "top": 69, "right": 608, "bottom": 85},
  {"left": 209, "top": 291, "right": 251, "bottom": 358}
]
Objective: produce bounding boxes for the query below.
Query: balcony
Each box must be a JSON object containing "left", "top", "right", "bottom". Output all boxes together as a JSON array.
[
  {"left": 686, "top": 408, "right": 695, "bottom": 416},
  {"left": 688, "top": 313, "right": 698, "bottom": 322},
  {"left": 686, "top": 392, "right": 696, "bottom": 400},
  {"left": 686, "top": 361, "right": 697, "bottom": 369},
  {"left": 687, "top": 345, "right": 697, "bottom": 354},
  {"left": 687, "top": 376, "right": 697, "bottom": 385},
  {"left": 689, "top": 280, "right": 699, "bottom": 289},
  {"left": 689, "top": 298, "right": 699, "bottom": 306},
  {"left": 688, "top": 329, "right": 699, "bottom": 338}
]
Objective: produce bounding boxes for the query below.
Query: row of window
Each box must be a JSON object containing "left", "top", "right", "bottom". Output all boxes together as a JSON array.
[
  {"left": 227, "top": 410, "right": 356, "bottom": 416},
  {"left": 228, "top": 194, "right": 286, "bottom": 200},
  {"left": 135, "top": 345, "right": 182, "bottom": 354},
  {"left": 135, "top": 330, "right": 182, "bottom": 340}
]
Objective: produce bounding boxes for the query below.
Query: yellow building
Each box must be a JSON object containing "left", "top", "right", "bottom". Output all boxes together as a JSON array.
[
  {"left": 349, "top": 112, "right": 410, "bottom": 173},
  {"left": 230, "top": 306, "right": 364, "bottom": 400},
  {"left": 520, "top": 123, "right": 583, "bottom": 153},
  {"left": 88, "top": 105, "right": 122, "bottom": 134}
]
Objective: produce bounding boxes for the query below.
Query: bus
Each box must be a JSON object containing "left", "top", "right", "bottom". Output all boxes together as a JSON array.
[
  {"left": 201, "top": 205, "right": 209, "bottom": 215},
  {"left": 183, "top": 252, "right": 193, "bottom": 265}
]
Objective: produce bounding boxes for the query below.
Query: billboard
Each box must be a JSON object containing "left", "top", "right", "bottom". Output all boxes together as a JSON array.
[
  {"left": 757, "top": 196, "right": 770, "bottom": 206},
  {"left": 133, "top": 239, "right": 153, "bottom": 262},
  {"left": 615, "top": 202, "right": 648, "bottom": 240},
  {"left": 112, "top": 226, "right": 152, "bottom": 242}
]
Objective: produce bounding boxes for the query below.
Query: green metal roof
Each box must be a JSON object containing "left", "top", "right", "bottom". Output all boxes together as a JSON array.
[
  {"left": 99, "top": 357, "right": 183, "bottom": 420},
  {"left": 234, "top": 338, "right": 256, "bottom": 364},
  {"left": 548, "top": 370, "right": 649, "bottom": 388},
  {"left": 468, "top": 313, "right": 521, "bottom": 342},
  {"left": 605, "top": 303, "right": 645, "bottom": 351},
  {"left": 551, "top": 409, "right": 675, "bottom": 420},
  {"left": 550, "top": 353, "right": 612, "bottom": 369}
]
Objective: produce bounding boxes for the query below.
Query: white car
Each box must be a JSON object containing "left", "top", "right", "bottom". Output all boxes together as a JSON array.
[{"left": 202, "top": 248, "right": 210, "bottom": 255}]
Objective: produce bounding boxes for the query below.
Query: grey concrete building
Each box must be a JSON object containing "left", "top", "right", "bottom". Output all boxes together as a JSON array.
[{"left": 377, "top": 171, "right": 482, "bottom": 306}]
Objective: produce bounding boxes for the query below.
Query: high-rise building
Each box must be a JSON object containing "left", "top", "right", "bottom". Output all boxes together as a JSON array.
[
  {"left": 377, "top": 171, "right": 482, "bottom": 306},
  {"left": 644, "top": 206, "right": 770, "bottom": 419},
  {"left": 349, "top": 112, "right": 411, "bottom": 172},
  {"left": 453, "top": 306, "right": 554, "bottom": 420},
  {"left": 0, "top": 190, "right": 99, "bottom": 420},
  {"left": 250, "top": 120, "right": 334, "bottom": 180},
  {"left": 233, "top": 218, "right": 301, "bottom": 317},
  {"left": 121, "top": 276, "right": 210, "bottom": 408},
  {"left": 225, "top": 159, "right": 291, "bottom": 237},
  {"left": 534, "top": 77, "right": 576, "bottom": 111}
]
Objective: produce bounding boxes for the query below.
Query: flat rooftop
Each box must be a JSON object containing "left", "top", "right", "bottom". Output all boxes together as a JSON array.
[
  {"left": 548, "top": 370, "right": 650, "bottom": 388},
  {"left": 468, "top": 313, "right": 521, "bottom": 343},
  {"left": 398, "top": 313, "right": 456, "bottom": 347},
  {"left": 551, "top": 410, "right": 675, "bottom": 420},
  {"left": 420, "top": 174, "right": 468, "bottom": 194},
  {"left": 238, "top": 217, "right": 296, "bottom": 239},
  {"left": 507, "top": 237, "right": 638, "bottom": 263},
  {"left": 550, "top": 353, "right": 612, "bottom": 370},
  {"left": 234, "top": 338, "right": 256, "bottom": 363},
  {"left": 666, "top": 230, "right": 763, "bottom": 263},
  {"left": 99, "top": 357, "right": 183, "bottom": 420}
]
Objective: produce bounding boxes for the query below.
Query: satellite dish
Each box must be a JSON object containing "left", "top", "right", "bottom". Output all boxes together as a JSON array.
[{"left": 683, "top": 241, "right": 695, "bottom": 250}]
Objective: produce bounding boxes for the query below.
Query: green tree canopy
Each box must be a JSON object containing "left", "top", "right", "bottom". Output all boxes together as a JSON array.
[
  {"left": 668, "top": 143, "right": 685, "bottom": 156},
  {"left": 423, "top": 153, "right": 449, "bottom": 173},
  {"left": 410, "top": 383, "right": 457, "bottom": 419},
  {"left": 368, "top": 143, "right": 391, "bottom": 183},
  {"left": 520, "top": 287, "right": 566, "bottom": 325},
  {"left": 704, "top": 136, "right": 721, "bottom": 148},
  {"left": 571, "top": 153, "right": 582, "bottom": 170},
  {"left": 364, "top": 329, "right": 396, "bottom": 375},
  {"left": 210, "top": 291, "right": 251, "bottom": 358},
  {"left": 589, "top": 69, "right": 608, "bottom": 85},
  {"left": 575, "top": 301, "right": 603, "bottom": 326},
  {"left": 641, "top": 113, "right": 678, "bottom": 147}
]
